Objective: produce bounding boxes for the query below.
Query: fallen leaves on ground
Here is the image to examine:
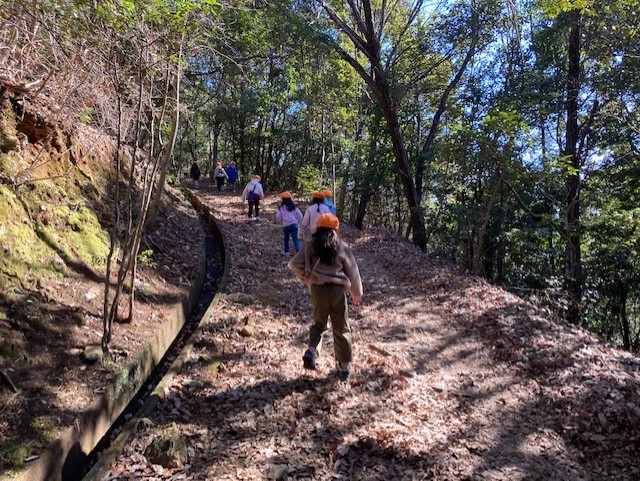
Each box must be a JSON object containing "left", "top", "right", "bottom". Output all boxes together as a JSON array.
[{"left": 105, "top": 183, "right": 640, "bottom": 481}]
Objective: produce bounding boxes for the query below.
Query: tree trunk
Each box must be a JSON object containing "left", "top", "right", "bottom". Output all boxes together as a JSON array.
[
  {"left": 317, "top": 0, "right": 427, "bottom": 250},
  {"left": 145, "top": 38, "right": 183, "bottom": 229},
  {"left": 563, "top": 12, "right": 582, "bottom": 325},
  {"left": 619, "top": 289, "right": 630, "bottom": 350},
  {"left": 354, "top": 191, "right": 371, "bottom": 230},
  {"left": 376, "top": 73, "right": 427, "bottom": 250},
  {"left": 472, "top": 177, "right": 502, "bottom": 276}
]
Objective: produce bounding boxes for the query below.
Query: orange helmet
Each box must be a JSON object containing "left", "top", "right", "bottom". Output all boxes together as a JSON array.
[{"left": 316, "top": 213, "right": 339, "bottom": 230}]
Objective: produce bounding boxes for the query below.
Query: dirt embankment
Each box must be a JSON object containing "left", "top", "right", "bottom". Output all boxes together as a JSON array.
[
  {"left": 103, "top": 188, "right": 640, "bottom": 481},
  {"left": 0, "top": 92, "right": 204, "bottom": 476}
]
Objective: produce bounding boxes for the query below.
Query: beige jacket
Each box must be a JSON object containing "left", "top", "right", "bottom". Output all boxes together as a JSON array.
[{"left": 289, "top": 240, "right": 363, "bottom": 299}]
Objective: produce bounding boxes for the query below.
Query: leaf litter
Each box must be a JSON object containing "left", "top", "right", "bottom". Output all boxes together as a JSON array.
[{"left": 104, "top": 184, "right": 640, "bottom": 480}]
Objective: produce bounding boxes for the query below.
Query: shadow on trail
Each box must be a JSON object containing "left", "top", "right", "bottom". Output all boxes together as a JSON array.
[
  {"left": 334, "top": 229, "right": 640, "bottom": 478},
  {"left": 0, "top": 289, "right": 108, "bottom": 474},
  {"left": 157, "top": 361, "right": 443, "bottom": 479},
  {"left": 418, "top": 287, "right": 640, "bottom": 478}
]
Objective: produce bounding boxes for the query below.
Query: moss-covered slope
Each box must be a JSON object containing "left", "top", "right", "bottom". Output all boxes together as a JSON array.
[{"left": 0, "top": 93, "right": 114, "bottom": 290}]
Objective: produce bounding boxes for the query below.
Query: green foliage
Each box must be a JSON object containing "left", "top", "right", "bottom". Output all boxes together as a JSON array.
[
  {"left": 295, "top": 165, "right": 323, "bottom": 197},
  {"left": 102, "top": 352, "right": 116, "bottom": 370},
  {"left": 539, "top": 0, "right": 594, "bottom": 18},
  {"left": 137, "top": 249, "right": 158, "bottom": 268},
  {"left": 0, "top": 443, "right": 30, "bottom": 470}
]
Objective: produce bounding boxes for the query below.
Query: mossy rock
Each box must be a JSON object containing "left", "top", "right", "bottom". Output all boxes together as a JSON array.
[
  {"left": 144, "top": 423, "right": 188, "bottom": 468},
  {"left": 206, "top": 358, "right": 223, "bottom": 375},
  {"left": 0, "top": 186, "right": 69, "bottom": 286},
  {"left": 239, "top": 325, "right": 255, "bottom": 338},
  {"left": 0, "top": 443, "right": 31, "bottom": 471},
  {"left": 193, "top": 338, "right": 220, "bottom": 352},
  {"left": 82, "top": 344, "right": 103, "bottom": 363},
  {"left": 0, "top": 107, "right": 114, "bottom": 291}
]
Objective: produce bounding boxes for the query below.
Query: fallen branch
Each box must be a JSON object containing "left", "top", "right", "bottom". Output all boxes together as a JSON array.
[
  {"left": 1, "top": 369, "right": 19, "bottom": 393},
  {"left": 0, "top": 75, "right": 30, "bottom": 95}
]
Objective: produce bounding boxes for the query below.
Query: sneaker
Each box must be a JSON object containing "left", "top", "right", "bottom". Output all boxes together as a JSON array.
[
  {"left": 247, "top": 217, "right": 253, "bottom": 223},
  {"left": 255, "top": 216, "right": 261, "bottom": 222},
  {"left": 337, "top": 362, "right": 350, "bottom": 381},
  {"left": 302, "top": 348, "right": 316, "bottom": 370}
]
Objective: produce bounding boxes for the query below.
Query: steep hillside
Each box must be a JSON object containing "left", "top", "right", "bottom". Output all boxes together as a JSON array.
[
  {"left": 105, "top": 190, "right": 640, "bottom": 480},
  {"left": 0, "top": 91, "right": 114, "bottom": 288},
  {"left": 0, "top": 88, "right": 204, "bottom": 475}
]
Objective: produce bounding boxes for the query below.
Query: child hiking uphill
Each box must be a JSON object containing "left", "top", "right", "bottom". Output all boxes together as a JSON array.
[
  {"left": 301, "top": 191, "right": 330, "bottom": 241},
  {"left": 323, "top": 189, "right": 337, "bottom": 215},
  {"left": 225, "top": 161, "right": 238, "bottom": 191},
  {"left": 275, "top": 191, "right": 303, "bottom": 255},
  {"left": 289, "top": 213, "right": 363, "bottom": 381},
  {"left": 213, "top": 162, "right": 228, "bottom": 192},
  {"left": 241, "top": 175, "right": 264, "bottom": 222},
  {"left": 190, "top": 161, "right": 201, "bottom": 188}
]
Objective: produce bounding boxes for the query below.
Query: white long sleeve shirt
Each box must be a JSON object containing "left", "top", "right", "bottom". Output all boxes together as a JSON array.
[
  {"left": 301, "top": 203, "right": 331, "bottom": 234},
  {"left": 241, "top": 180, "right": 264, "bottom": 201}
]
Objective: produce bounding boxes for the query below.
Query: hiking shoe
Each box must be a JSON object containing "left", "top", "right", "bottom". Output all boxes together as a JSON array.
[
  {"left": 337, "top": 362, "right": 350, "bottom": 381},
  {"left": 303, "top": 348, "right": 316, "bottom": 370}
]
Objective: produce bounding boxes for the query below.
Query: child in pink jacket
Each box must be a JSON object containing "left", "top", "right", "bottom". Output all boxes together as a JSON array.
[{"left": 275, "top": 191, "right": 303, "bottom": 255}]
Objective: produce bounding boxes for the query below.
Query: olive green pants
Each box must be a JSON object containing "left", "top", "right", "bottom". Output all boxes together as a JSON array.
[{"left": 309, "top": 283, "right": 352, "bottom": 363}]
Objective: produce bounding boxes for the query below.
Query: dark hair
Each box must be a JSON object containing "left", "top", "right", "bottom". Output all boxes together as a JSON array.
[
  {"left": 313, "top": 228, "right": 338, "bottom": 265},
  {"left": 279, "top": 197, "right": 295, "bottom": 212},
  {"left": 312, "top": 197, "right": 324, "bottom": 211}
]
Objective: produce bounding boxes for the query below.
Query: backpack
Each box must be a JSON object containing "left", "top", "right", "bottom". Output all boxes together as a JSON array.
[{"left": 247, "top": 184, "right": 260, "bottom": 202}]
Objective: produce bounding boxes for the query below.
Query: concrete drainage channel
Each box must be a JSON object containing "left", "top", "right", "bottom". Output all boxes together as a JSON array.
[{"left": 15, "top": 192, "right": 229, "bottom": 481}]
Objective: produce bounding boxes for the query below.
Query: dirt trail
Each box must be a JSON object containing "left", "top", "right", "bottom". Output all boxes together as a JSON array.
[{"left": 105, "top": 186, "right": 640, "bottom": 480}]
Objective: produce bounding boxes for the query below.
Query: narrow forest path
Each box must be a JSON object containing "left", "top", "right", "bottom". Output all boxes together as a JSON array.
[{"left": 105, "top": 185, "right": 640, "bottom": 480}]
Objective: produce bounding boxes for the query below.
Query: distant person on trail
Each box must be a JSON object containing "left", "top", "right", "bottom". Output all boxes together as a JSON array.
[
  {"left": 213, "top": 162, "right": 228, "bottom": 192},
  {"left": 289, "top": 213, "right": 363, "bottom": 381},
  {"left": 301, "top": 192, "right": 330, "bottom": 240},
  {"left": 323, "top": 189, "right": 337, "bottom": 215},
  {"left": 241, "top": 175, "right": 264, "bottom": 222},
  {"left": 276, "top": 191, "right": 303, "bottom": 256},
  {"left": 225, "top": 161, "right": 238, "bottom": 192},
  {"left": 190, "top": 161, "right": 201, "bottom": 188}
]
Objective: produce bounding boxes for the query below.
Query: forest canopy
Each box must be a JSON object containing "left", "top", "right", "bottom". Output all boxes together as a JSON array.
[{"left": 1, "top": 0, "right": 639, "bottom": 351}]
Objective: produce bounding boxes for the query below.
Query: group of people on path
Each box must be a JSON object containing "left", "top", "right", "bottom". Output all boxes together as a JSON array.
[
  {"left": 190, "top": 160, "right": 238, "bottom": 192},
  {"left": 238, "top": 177, "right": 362, "bottom": 381},
  {"left": 213, "top": 161, "right": 238, "bottom": 192},
  {"left": 188, "top": 169, "right": 362, "bottom": 382}
]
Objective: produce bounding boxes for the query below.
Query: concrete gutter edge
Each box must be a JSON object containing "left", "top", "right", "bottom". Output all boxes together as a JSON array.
[
  {"left": 12, "top": 192, "right": 211, "bottom": 481},
  {"left": 82, "top": 189, "right": 230, "bottom": 480}
]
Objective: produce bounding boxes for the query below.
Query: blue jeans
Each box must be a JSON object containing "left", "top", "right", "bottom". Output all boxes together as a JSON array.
[{"left": 283, "top": 224, "right": 300, "bottom": 253}]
